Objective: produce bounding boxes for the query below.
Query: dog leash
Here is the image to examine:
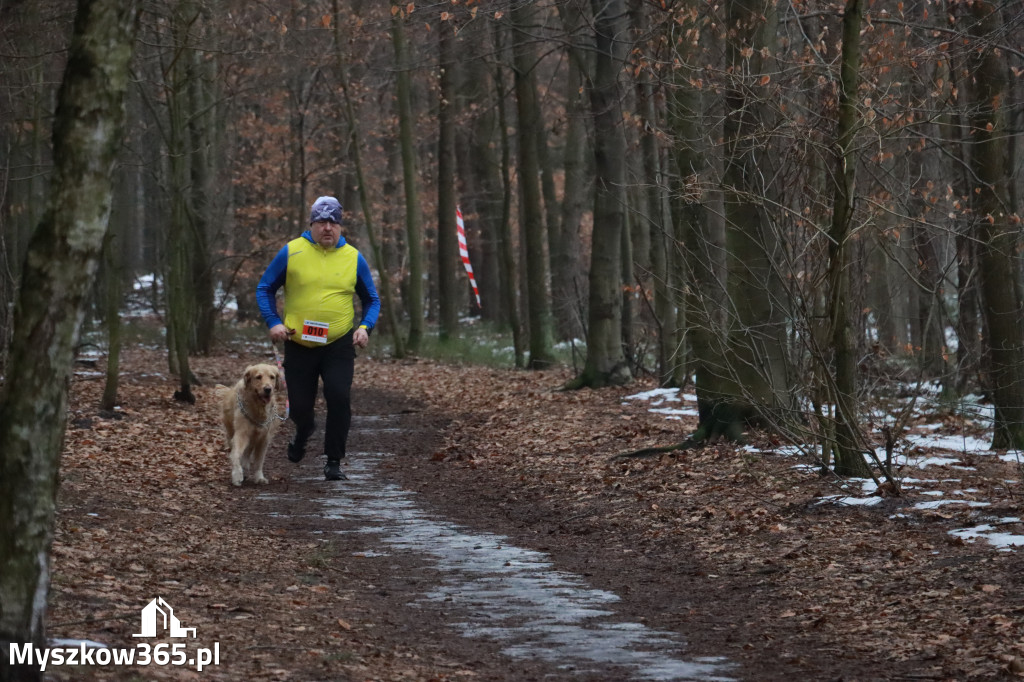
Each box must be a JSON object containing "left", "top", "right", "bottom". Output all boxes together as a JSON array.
[{"left": 270, "top": 342, "right": 290, "bottom": 421}]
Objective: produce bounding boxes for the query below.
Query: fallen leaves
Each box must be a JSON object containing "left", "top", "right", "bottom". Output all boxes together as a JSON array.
[
  {"left": 366, "top": 355, "right": 1024, "bottom": 681},
  {"left": 45, "top": 346, "right": 1024, "bottom": 681}
]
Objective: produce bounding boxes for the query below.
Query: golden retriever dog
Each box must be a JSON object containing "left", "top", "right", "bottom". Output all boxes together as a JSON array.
[{"left": 219, "top": 363, "right": 281, "bottom": 486}]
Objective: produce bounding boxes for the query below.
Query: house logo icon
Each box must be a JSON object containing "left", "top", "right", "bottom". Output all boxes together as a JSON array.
[{"left": 132, "top": 597, "right": 197, "bottom": 639}]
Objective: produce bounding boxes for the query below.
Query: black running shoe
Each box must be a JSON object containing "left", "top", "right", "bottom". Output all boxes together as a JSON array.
[
  {"left": 323, "top": 460, "right": 347, "bottom": 481},
  {"left": 287, "top": 440, "right": 306, "bottom": 463}
]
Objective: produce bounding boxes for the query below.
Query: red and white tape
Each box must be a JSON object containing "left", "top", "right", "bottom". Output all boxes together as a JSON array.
[{"left": 456, "top": 206, "right": 482, "bottom": 308}]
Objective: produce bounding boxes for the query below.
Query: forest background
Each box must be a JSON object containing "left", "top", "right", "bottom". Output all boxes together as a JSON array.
[{"left": 0, "top": 0, "right": 1023, "bottom": 678}]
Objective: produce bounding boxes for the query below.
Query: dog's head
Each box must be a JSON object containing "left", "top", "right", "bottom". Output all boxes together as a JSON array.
[{"left": 244, "top": 364, "right": 281, "bottom": 404}]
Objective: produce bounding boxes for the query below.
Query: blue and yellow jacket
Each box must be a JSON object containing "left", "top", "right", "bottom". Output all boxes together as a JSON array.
[{"left": 256, "top": 231, "right": 381, "bottom": 348}]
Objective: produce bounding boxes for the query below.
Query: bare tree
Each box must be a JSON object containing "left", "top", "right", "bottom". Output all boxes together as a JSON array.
[
  {"left": 390, "top": 1, "right": 425, "bottom": 352},
  {"left": 437, "top": 16, "right": 460, "bottom": 342},
  {"left": 967, "top": 1, "right": 1024, "bottom": 449},
  {"left": 333, "top": 0, "right": 405, "bottom": 358},
  {"left": 511, "top": 3, "right": 556, "bottom": 369},
  {"left": 491, "top": 18, "right": 526, "bottom": 367},
  {"left": 703, "top": 0, "right": 790, "bottom": 439},
  {"left": 0, "top": 1, "right": 139, "bottom": 677},
  {"left": 825, "top": 0, "right": 872, "bottom": 477},
  {"left": 569, "top": 0, "right": 632, "bottom": 388}
]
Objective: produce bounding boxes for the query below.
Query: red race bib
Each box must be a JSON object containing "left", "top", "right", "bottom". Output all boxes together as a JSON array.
[{"left": 301, "top": 320, "right": 329, "bottom": 343}]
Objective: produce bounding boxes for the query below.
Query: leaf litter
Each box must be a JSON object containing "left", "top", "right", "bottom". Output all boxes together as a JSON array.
[{"left": 46, "top": 346, "right": 1024, "bottom": 680}]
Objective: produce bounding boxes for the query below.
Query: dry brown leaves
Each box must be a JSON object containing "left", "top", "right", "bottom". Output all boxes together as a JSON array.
[
  {"left": 46, "top": 348, "right": 1024, "bottom": 680},
  {"left": 368, "top": 356, "right": 1024, "bottom": 681}
]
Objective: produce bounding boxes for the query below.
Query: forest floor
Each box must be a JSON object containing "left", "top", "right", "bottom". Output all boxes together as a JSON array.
[{"left": 43, "top": 342, "right": 1024, "bottom": 681}]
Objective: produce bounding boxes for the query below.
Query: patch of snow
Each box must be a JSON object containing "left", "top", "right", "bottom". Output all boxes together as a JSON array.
[
  {"left": 624, "top": 388, "right": 681, "bottom": 403},
  {"left": 905, "top": 433, "right": 992, "bottom": 452},
  {"left": 648, "top": 407, "right": 700, "bottom": 417},
  {"left": 950, "top": 524, "right": 1024, "bottom": 550},
  {"left": 907, "top": 456, "right": 964, "bottom": 469},
  {"left": 837, "top": 496, "right": 883, "bottom": 507},
  {"left": 913, "top": 500, "right": 991, "bottom": 510}
]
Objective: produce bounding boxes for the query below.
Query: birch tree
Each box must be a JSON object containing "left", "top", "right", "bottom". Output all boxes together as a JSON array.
[{"left": 0, "top": 1, "right": 139, "bottom": 677}]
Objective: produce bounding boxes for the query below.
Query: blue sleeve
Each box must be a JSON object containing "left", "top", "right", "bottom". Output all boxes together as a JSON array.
[
  {"left": 355, "top": 252, "right": 381, "bottom": 331},
  {"left": 256, "top": 245, "right": 289, "bottom": 328}
]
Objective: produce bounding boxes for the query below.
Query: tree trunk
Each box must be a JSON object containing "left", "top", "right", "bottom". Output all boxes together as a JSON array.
[
  {"left": 714, "top": 0, "right": 789, "bottom": 439},
  {"left": 667, "top": 0, "right": 722, "bottom": 404},
  {"left": 0, "top": 23, "right": 53, "bottom": 372},
  {"left": 491, "top": 20, "right": 525, "bottom": 367},
  {"left": 459, "top": 26, "right": 502, "bottom": 322},
  {"left": 910, "top": 223, "right": 948, "bottom": 377},
  {"left": 333, "top": 0, "right": 404, "bottom": 358},
  {"left": 868, "top": 226, "right": 899, "bottom": 354},
  {"left": 569, "top": 0, "right": 632, "bottom": 389},
  {"left": 166, "top": 0, "right": 197, "bottom": 403},
  {"left": 967, "top": 1, "right": 1024, "bottom": 449},
  {"left": 0, "top": 1, "right": 138, "bottom": 677},
  {"left": 536, "top": 99, "right": 561, "bottom": 309},
  {"left": 186, "top": 31, "right": 217, "bottom": 355},
  {"left": 511, "top": 4, "right": 555, "bottom": 370},
  {"left": 390, "top": 3, "right": 424, "bottom": 353},
  {"left": 621, "top": 201, "right": 635, "bottom": 371},
  {"left": 100, "top": 232, "right": 123, "bottom": 413},
  {"left": 946, "top": 46, "right": 981, "bottom": 392},
  {"left": 437, "top": 19, "right": 460, "bottom": 342},
  {"left": 553, "top": 2, "right": 590, "bottom": 343},
  {"left": 826, "top": 0, "right": 871, "bottom": 477},
  {"left": 631, "top": 0, "right": 673, "bottom": 385},
  {"left": 956, "top": 230, "right": 981, "bottom": 392}
]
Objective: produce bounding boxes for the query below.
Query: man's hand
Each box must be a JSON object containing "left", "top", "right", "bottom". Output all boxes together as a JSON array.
[
  {"left": 269, "top": 324, "right": 294, "bottom": 343},
  {"left": 354, "top": 327, "right": 369, "bottom": 348}
]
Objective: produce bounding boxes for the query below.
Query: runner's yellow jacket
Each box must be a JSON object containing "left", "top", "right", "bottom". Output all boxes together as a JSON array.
[{"left": 257, "top": 231, "right": 380, "bottom": 348}]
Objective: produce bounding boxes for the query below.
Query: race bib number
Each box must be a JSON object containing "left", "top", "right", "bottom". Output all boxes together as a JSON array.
[{"left": 301, "top": 320, "right": 329, "bottom": 343}]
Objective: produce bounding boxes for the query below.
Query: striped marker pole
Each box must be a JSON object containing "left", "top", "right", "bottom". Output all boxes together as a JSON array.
[{"left": 456, "top": 206, "right": 482, "bottom": 308}]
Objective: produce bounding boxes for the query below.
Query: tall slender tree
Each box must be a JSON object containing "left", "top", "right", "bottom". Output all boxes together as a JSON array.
[
  {"left": 554, "top": 2, "right": 590, "bottom": 344},
  {"left": 569, "top": 0, "right": 632, "bottom": 388},
  {"left": 968, "top": 1, "right": 1024, "bottom": 449},
  {"left": 437, "top": 16, "right": 460, "bottom": 342},
  {"left": 166, "top": 0, "right": 198, "bottom": 402},
  {"left": 458, "top": 19, "right": 503, "bottom": 320},
  {"left": 511, "top": 4, "right": 556, "bottom": 369},
  {"left": 711, "top": 0, "right": 790, "bottom": 438},
  {"left": 333, "top": 0, "right": 405, "bottom": 358},
  {"left": 0, "top": 1, "right": 139, "bottom": 677},
  {"left": 826, "top": 0, "right": 872, "bottom": 477},
  {"left": 667, "top": 0, "right": 723, "bottom": 405},
  {"left": 185, "top": 10, "right": 218, "bottom": 355},
  {"left": 491, "top": 18, "right": 526, "bottom": 367},
  {"left": 390, "top": 1, "right": 424, "bottom": 352},
  {"left": 631, "top": 1, "right": 674, "bottom": 385}
]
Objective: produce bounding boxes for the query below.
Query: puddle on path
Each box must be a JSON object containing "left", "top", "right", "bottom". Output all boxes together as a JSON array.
[{"left": 264, "top": 416, "right": 734, "bottom": 681}]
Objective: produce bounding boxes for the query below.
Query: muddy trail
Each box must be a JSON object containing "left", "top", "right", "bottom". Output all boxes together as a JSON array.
[{"left": 46, "top": 349, "right": 1024, "bottom": 681}]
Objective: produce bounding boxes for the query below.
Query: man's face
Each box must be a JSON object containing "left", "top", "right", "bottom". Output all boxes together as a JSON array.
[{"left": 310, "top": 220, "right": 339, "bottom": 247}]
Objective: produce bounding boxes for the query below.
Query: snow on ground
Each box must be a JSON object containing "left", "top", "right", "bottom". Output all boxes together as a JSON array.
[
  {"left": 623, "top": 388, "right": 699, "bottom": 419},
  {"left": 624, "top": 386, "right": 1024, "bottom": 553}
]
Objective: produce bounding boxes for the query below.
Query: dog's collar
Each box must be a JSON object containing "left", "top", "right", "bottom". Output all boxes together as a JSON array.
[{"left": 237, "top": 390, "right": 277, "bottom": 427}]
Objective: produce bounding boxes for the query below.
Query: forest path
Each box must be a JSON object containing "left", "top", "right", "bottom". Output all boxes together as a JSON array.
[{"left": 261, "top": 407, "right": 734, "bottom": 681}]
